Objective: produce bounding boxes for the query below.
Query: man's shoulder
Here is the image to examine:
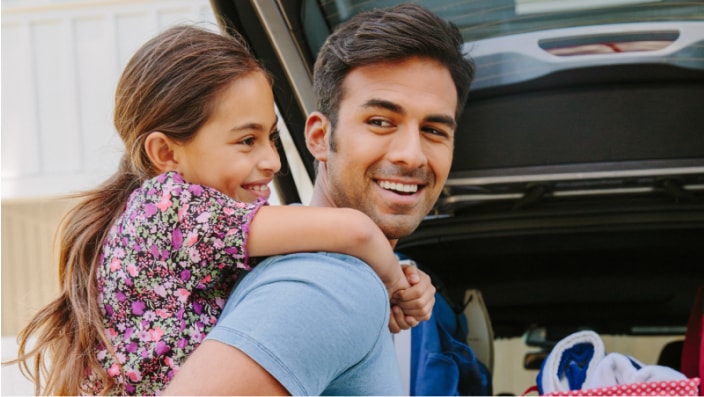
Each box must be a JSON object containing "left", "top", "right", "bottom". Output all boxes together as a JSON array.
[
  {"left": 255, "top": 252, "right": 379, "bottom": 279},
  {"left": 220, "top": 251, "right": 391, "bottom": 341},
  {"left": 248, "top": 253, "right": 381, "bottom": 291},
  {"left": 274, "top": 251, "right": 369, "bottom": 265}
]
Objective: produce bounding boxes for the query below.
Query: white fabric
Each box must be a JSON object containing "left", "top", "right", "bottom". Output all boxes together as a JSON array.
[
  {"left": 539, "top": 330, "right": 606, "bottom": 393},
  {"left": 541, "top": 330, "right": 689, "bottom": 394},
  {"left": 584, "top": 352, "right": 688, "bottom": 389},
  {"left": 394, "top": 329, "right": 413, "bottom": 396}
]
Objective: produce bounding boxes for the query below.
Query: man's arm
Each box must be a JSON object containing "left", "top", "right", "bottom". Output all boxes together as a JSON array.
[{"left": 163, "top": 340, "right": 288, "bottom": 395}]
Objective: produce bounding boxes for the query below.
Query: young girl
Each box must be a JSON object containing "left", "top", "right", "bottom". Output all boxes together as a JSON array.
[{"left": 10, "top": 25, "right": 429, "bottom": 395}]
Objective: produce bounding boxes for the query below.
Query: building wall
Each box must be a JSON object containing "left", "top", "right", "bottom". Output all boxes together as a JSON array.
[{"left": 2, "top": 0, "right": 218, "bottom": 199}]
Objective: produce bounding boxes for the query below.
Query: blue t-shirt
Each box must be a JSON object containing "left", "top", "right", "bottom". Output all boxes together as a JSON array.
[{"left": 205, "top": 252, "right": 403, "bottom": 396}]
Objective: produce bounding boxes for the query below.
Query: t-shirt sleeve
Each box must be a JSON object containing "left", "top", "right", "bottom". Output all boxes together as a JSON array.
[{"left": 205, "top": 252, "right": 392, "bottom": 395}]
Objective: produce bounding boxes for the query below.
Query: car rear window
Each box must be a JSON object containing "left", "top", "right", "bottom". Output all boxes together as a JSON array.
[{"left": 316, "top": 0, "right": 704, "bottom": 42}]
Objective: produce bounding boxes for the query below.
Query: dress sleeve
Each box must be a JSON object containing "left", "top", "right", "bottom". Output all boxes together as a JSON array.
[{"left": 169, "top": 183, "right": 265, "bottom": 291}]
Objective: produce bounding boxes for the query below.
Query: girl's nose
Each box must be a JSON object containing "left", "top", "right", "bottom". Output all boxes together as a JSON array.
[{"left": 260, "top": 141, "right": 282, "bottom": 173}]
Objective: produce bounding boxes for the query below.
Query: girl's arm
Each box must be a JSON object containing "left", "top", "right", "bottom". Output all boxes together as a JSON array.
[{"left": 247, "top": 205, "right": 410, "bottom": 295}]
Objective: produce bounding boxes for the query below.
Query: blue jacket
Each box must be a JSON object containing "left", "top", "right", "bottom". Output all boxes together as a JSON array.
[{"left": 410, "top": 291, "right": 492, "bottom": 396}]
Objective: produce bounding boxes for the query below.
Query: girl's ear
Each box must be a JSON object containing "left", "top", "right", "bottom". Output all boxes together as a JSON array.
[
  {"left": 144, "top": 132, "right": 178, "bottom": 173},
  {"left": 305, "top": 111, "right": 331, "bottom": 162}
]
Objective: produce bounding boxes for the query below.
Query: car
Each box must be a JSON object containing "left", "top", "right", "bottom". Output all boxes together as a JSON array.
[{"left": 209, "top": 0, "right": 704, "bottom": 394}]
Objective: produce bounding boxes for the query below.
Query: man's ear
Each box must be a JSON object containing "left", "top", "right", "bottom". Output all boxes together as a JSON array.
[
  {"left": 305, "top": 111, "right": 331, "bottom": 162},
  {"left": 144, "top": 132, "right": 179, "bottom": 173}
]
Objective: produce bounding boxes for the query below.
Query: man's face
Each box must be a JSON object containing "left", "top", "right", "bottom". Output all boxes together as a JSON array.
[{"left": 315, "top": 57, "right": 458, "bottom": 241}]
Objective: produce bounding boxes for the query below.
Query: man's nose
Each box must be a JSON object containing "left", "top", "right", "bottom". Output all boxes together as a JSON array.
[{"left": 387, "top": 125, "right": 428, "bottom": 169}]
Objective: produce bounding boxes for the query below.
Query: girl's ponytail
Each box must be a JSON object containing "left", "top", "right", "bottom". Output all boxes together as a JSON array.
[{"left": 12, "top": 156, "right": 142, "bottom": 395}]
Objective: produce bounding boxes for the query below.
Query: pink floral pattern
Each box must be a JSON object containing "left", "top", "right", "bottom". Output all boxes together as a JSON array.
[{"left": 85, "top": 172, "right": 264, "bottom": 395}]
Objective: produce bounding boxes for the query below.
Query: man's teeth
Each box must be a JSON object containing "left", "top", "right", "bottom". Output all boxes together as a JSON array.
[{"left": 379, "top": 180, "right": 418, "bottom": 193}]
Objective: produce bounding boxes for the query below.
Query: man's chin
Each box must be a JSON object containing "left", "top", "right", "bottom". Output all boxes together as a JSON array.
[{"left": 375, "top": 216, "right": 424, "bottom": 240}]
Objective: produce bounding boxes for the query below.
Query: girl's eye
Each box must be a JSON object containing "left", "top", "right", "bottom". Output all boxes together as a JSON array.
[
  {"left": 240, "top": 136, "right": 256, "bottom": 146},
  {"left": 270, "top": 129, "right": 281, "bottom": 142}
]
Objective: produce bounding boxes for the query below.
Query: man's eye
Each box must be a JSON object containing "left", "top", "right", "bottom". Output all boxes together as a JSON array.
[
  {"left": 423, "top": 127, "right": 450, "bottom": 139},
  {"left": 368, "top": 119, "right": 392, "bottom": 128}
]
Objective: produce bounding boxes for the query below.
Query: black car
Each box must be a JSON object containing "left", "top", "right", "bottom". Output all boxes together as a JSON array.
[{"left": 210, "top": 0, "right": 704, "bottom": 394}]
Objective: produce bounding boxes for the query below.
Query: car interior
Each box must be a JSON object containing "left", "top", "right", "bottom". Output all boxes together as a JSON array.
[{"left": 211, "top": 0, "right": 704, "bottom": 394}]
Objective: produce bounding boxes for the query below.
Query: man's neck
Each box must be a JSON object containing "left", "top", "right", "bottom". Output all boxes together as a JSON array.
[
  {"left": 309, "top": 172, "right": 398, "bottom": 247},
  {"left": 308, "top": 165, "right": 338, "bottom": 208},
  {"left": 308, "top": 178, "right": 336, "bottom": 208}
]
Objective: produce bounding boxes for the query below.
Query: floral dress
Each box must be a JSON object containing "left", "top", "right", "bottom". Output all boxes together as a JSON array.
[{"left": 85, "top": 171, "right": 264, "bottom": 395}]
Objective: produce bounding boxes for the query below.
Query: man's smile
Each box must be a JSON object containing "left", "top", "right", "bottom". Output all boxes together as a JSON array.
[{"left": 378, "top": 179, "right": 421, "bottom": 195}]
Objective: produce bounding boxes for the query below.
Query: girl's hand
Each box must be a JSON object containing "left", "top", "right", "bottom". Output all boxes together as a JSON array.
[{"left": 387, "top": 265, "right": 436, "bottom": 333}]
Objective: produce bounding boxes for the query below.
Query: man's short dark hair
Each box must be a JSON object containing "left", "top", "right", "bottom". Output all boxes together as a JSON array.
[{"left": 313, "top": 3, "right": 475, "bottom": 128}]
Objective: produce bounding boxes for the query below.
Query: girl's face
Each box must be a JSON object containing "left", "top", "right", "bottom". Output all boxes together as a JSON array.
[{"left": 173, "top": 71, "right": 281, "bottom": 203}]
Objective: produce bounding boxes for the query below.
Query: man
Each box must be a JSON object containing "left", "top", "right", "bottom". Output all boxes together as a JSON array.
[{"left": 164, "top": 3, "right": 474, "bottom": 395}]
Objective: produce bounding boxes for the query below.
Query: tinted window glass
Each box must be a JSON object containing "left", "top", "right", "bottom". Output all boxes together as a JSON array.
[
  {"left": 306, "top": 0, "right": 704, "bottom": 178},
  {"left": 316, "top": 0, "right": 704, "bottom": 42}
]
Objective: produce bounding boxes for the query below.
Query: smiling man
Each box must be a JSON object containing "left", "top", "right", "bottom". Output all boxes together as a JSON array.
[
  {"left": 306, "top": 56, "right": 458, "bottom": 241},
  {"left": 164, "top": 4, "right": 474, "bottom": 395}
]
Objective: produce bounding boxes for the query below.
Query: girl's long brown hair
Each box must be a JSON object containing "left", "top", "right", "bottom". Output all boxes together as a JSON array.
[{"left": 6, "top": 24, "right": 269, "bottom": 395}]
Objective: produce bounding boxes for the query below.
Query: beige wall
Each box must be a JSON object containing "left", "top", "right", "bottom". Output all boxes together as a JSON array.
[{"left": 1, "top": 197, "right": 78, "bottom": 336}]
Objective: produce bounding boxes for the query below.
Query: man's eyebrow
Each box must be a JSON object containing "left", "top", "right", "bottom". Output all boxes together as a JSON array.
[
  {"left": 426, "top": 114, "right": 456, "bottom": 130},
  {"left": 363, "top": 99, "right": 456, "bottom": 129},
  {"left": 363, "top": 98, "right": 403, "bottom": 114}
]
